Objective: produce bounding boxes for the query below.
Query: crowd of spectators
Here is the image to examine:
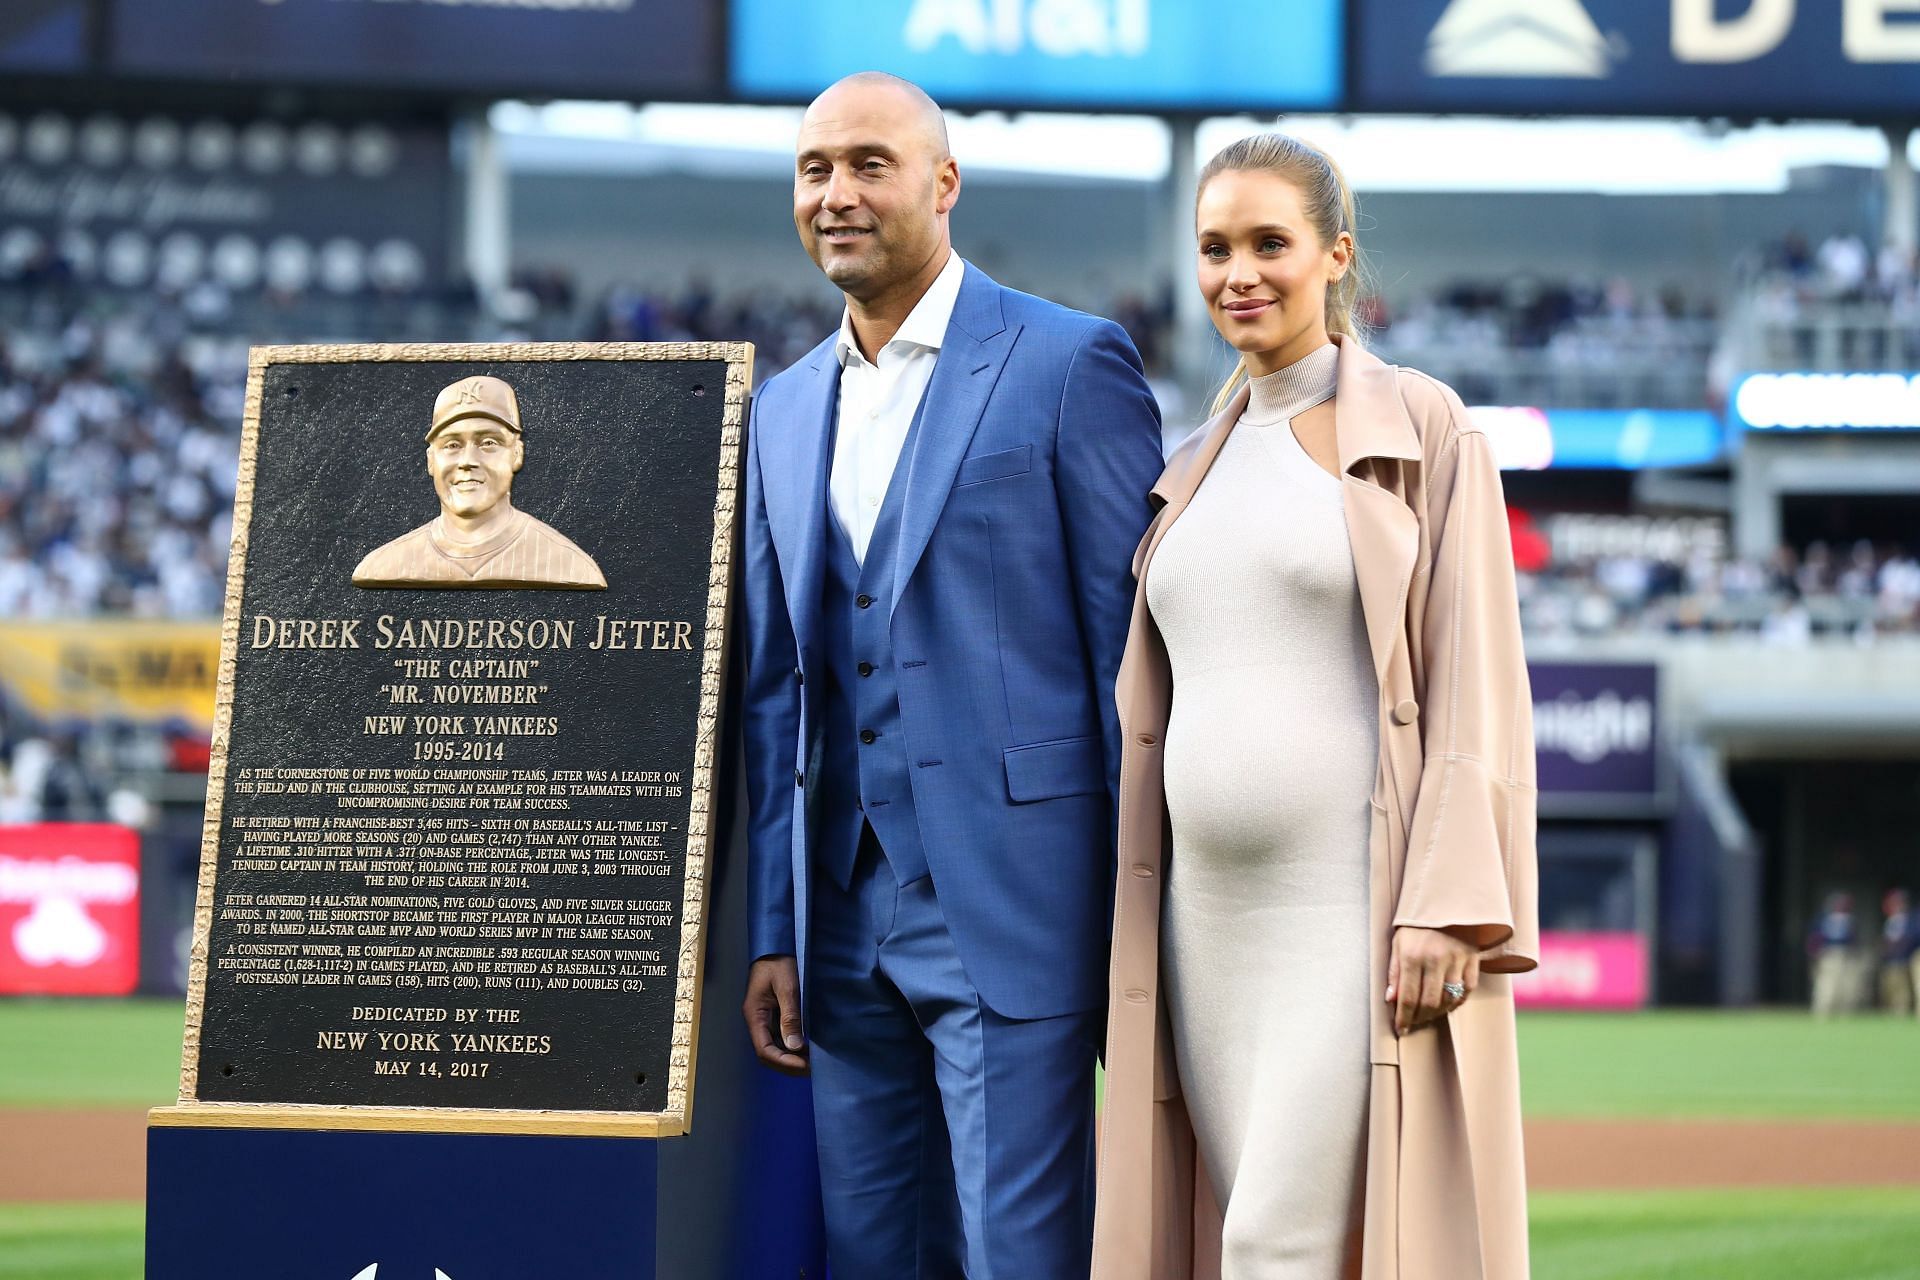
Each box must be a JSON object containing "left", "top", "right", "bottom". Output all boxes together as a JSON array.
[
  {"left": 1518, "top": 536, "right": 1920, "bottom": 642},
  {"left": 1742, "top": 229, "right": 1920, "bottom": 369},
  {"left": 3, "top": 267, "right": 1914, "bottom": 647},
  {"left": 0, "top": 705, "right": 164, "bottom": 826},
  {"left": 1748, "top": 229, "right": 1919, "bottom": 308},
  {"left": 0, "top": 304, "right": 237, "bottom": 620},
  {"left": 0, "top": 268, "right": 1182, "bottom": 628},
  {"left": 1366, "top": 276, "right": 1719, "bottom": 408}
]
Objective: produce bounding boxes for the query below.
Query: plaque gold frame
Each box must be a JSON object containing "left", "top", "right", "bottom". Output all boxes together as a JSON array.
[{"left": 152, "top": 341, "right": 752, "bottom": 1138}]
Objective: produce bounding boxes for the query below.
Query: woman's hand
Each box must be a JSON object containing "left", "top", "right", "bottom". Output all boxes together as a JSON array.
[{"left": 1386, "top": 926, "right": 1480, "bottom": 1035}]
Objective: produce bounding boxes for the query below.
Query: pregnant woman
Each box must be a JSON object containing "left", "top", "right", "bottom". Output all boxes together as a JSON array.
[{"left": 1092, "top": 133, "right": 1539, "bottom": 1280}]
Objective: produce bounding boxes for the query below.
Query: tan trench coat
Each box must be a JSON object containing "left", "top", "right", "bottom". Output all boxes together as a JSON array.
[{"left": 1092, "top": 337, "right": 1540, "bottom": 1280}]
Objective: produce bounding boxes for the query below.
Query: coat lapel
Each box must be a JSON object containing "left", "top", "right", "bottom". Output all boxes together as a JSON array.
[
  {"left": 889, "top": 265, "right": 1016, "bottom": 614},
  {"left": 1332, "top": 337, "right": 1423, "bottom": 688},
  {"left": 763, "top": 341, "right": 839, "bottom": 658},
  {"left": 1143, "top": 339, "right": 1424, "bottom": 690}
]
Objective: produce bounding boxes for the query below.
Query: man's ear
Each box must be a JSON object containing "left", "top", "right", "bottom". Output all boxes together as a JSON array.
[{"left": 511, "top": 437, "right": 526, "bottom": 473}]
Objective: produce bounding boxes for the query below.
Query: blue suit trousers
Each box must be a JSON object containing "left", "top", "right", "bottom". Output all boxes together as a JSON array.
[{"left": 807, "top": 829, "right": 1100, "bottom": 1279}]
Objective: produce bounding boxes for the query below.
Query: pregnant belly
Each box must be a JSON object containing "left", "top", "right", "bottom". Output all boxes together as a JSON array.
[{"left": 1161, "top": 674, "right": 1377, "bottom": 874}]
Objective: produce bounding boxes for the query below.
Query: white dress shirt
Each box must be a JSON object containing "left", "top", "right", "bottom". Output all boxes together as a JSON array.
[{"left": 829, "top": 251, "right": 965, "bottom": 565}]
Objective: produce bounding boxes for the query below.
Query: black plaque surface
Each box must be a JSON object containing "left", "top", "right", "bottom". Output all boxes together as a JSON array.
[{"left": 172, "top": 342, "right": 748, "bottom": 1135}]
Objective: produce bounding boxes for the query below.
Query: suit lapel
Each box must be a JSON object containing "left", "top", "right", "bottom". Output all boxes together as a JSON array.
[
  {"left": 889, "top": 266, "right": 1016, "bottom": 615},
  {"left": 763, "top": 342, "right": 839, "bottom": 657}
]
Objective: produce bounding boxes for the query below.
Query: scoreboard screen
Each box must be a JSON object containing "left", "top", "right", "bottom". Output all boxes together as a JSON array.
[{"left": 109, "top": 0, "right": 721, "bottom": 102}]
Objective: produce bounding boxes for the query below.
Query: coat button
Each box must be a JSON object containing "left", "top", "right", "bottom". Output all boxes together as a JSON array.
[
  {"left": 1392, "top": 698, "right": 1419, "bottom": 726},
  {"left": 793, "top": 667, "right": 804, "bottom": 685},
  {"left": 793, "top": 770, "right": 804, "bottom": 787},
  {"left": 859, "top": 729, "right": 877, "bottom": 745},
  {"left": 855, "top": 593, "right": 873, "bottom": 609},
  {"left": 857, "top": 661, "right": 874, "bottom": 677}
]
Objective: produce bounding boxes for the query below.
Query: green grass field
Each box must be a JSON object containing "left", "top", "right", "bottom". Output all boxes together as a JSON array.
[
  {"left": 1519, "top": 1010, "right": 1920, "bottom": 1120},
  {"left": 7, "top": 1001, "right": 1919, "bottom": 1118},
  {"left": 0, "top": 1205, "right": 142, "bottom": 1280},
  {"left": 7, "top": 1188, "right": 1920, "bottom": 1280},
  {"left": 1529, "top": 1187, "right": 1920, "bottom": 1280},
  {"left": 3, "top": 1001, "right": 1918, "bottom": 1279},
  {"left": 0, "top": 999, "right": 184, "bottom": 1108}
]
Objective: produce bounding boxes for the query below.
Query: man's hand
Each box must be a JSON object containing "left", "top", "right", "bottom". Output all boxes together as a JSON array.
[
  {"left": 1385, "top": 926, "right": 1480, "bottom": 1036},
  {"left": 743, "top": 955, "right": 808, "bottom": 1075}
]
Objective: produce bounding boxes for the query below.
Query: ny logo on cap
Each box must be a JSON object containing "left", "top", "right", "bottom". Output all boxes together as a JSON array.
[{"left": 453, "top": 380, "right": 487, "bottom": 406}]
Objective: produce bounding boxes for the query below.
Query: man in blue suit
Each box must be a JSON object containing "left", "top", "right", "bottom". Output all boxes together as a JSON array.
[{"left": 739, "top": 72, "right": 1164, "bottom": 1278}]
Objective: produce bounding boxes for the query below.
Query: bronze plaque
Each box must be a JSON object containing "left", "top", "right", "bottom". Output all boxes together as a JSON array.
[{"left": 162, "top": 342, "right": 749, "bottom": 1136}]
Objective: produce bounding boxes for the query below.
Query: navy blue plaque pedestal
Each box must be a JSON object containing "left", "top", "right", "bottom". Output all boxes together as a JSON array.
[
  {"left": 146, "top": 1067, "right": 828, "bottom": 1279},
  {"left": 147, "top": 1128, "right": 659, "bottom": 1279}
]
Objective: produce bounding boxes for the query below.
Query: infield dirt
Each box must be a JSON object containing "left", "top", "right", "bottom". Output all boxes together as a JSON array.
[{"left": 3, "top": 1110, "right": 1918, "bottom": 1203}]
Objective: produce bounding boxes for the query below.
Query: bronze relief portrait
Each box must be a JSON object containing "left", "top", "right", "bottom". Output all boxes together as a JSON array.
[{"left": 352, "top": 375, "right": 607, "bottom": 590}]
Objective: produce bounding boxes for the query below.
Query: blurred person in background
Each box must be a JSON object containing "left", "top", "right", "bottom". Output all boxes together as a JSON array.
[
  {"left": 1882, "top": 889, "right": 1919, "bottom": 1017},
  {"left": 738, "top": 72, "right": 1162, "bottom": 1278},
  {"left": 1809, "top": 890, "right": 1859, "bottom": 1018},
  {"left": 1095, "top": 133, "right": 1536, "bottom": 1280}
]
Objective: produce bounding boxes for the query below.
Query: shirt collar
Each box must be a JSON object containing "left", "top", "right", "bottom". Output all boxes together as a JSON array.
[{"left": 834, "top": 251, "right": 964, "bottom": 369}]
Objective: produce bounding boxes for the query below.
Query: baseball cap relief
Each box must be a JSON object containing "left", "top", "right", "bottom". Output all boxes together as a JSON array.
[{"left": 428, "top": 375, "right": 521, "bottom": 441}]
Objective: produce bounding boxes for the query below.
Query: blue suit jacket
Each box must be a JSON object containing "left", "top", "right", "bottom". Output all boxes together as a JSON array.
[{"left": 741, "top": 264, "right": 1165, "bottom": 1020}]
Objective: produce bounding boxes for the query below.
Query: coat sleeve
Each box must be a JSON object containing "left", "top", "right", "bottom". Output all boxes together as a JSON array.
[
  {"left": 1391, "top": 392, "right": 1540, "bottom": 974},
  {"left": 741, "top": 394, "right": 800, "bottom": 963},
  {"left": 1053, "top": 319, "right": 1165, "bottom": 811}
]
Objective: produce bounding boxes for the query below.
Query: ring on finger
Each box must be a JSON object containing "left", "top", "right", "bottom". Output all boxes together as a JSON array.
[{"left": 1442, "top": 980, "right": 1466, "bottom": 1002}]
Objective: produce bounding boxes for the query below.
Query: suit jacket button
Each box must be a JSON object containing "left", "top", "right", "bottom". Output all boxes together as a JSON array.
[
  {"left": 855, "top": 593, "right": 874, "bottom": 609},
  {"left": 857, "top": 661, "right": 874, "bottom": 677},
  {"left": 859, "top": 729, "right": 877, "bottom": 744},
  {"left": 1392, "top": 699, "right": 1419, "bottom": 726},
  {"left": 793, "top": 770, "right": 805, "bottom": 787},
  {"left": 793, "top": 667, "right": 804, "bottom": 685}
]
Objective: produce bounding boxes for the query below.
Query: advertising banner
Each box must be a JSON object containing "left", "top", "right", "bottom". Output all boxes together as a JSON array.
[
  {"left": 0, "top": 823, "right": 141, "bottom": 996},
  {"left": 1512, "top": 929, "right": 1649, "bottom": 1009},
  {"left": 1471, "top": 406, "right": 1725, "bottom": 470},
  {"left": 731, "top": 0, "right": 1344, "bottom": 112},
  {"left": 1541, "top": 513, "right": 1727, "bottom": 565},
  {"left": 109, "top": 0, "right": 720, "bottom": 102},
  {"left": 1354, "top": 0, "right": 1920, "bottom": 119},
  {"left": 0, "top": 622, "right": 220, "bottom": 733},
  {"left": 1732, "top": 371, "right": 1920, "bottom": 432},
  {"left": 0, "top": 0, "right": 87, "bottom": 73},
  {"left": 0, "top": 110, "right": 448, "bottom": 296},
  {"left": 1530, "top": 661, "right": 1659, "bottom": 797}
]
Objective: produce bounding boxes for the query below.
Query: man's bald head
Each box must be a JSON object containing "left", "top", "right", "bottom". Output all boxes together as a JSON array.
[
  {"left": 793, "top": 71, "right": 961, "bottom": 309},
  {"left": 808, "top": 72, "right": 950, "bottom": 159}
]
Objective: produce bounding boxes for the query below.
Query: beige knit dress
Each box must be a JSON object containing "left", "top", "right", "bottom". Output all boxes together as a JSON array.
[{"left": 1145, "top": 343, "right": 1376, "bottom": 1279}]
